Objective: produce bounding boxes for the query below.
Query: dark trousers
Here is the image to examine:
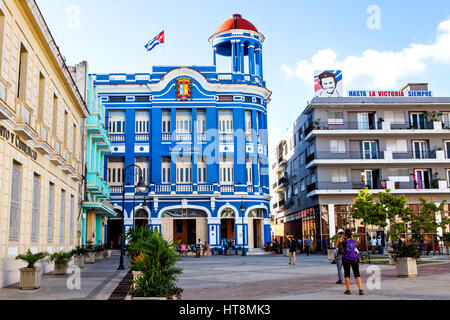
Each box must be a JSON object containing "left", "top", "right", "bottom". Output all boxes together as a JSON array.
[
  {"left": 343, "top": 261, "right": 360, "bottom": 278},
  {"left": 305, "top": 246, "right": 310, "bottom": 256}
]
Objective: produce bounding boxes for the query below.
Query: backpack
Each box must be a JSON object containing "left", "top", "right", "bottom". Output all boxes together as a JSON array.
[{"left": 343, "top": 239, "right": 359, "bottom": 262}]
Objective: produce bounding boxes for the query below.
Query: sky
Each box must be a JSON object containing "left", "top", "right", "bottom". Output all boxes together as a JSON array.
[{"left": 36, "top": 0, "right": 450, "bottom": 150}]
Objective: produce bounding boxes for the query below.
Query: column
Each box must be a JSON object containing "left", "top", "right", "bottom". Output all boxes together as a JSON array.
[
  {"left": 251, "top": 110, "right": 258, "bottom": 191},
  {"left": 192, "top": 108, "right": 198, "bottom": 187},
  {"left": 208, "top": 217, "right": 221, "bottom": 248},
  {"left": 240, "top": 42, "right": 245, "bottom": 74},
  {"left": 231, "top": 41, "right": 237, "bottom": 73},
  {"left": 328, "top": 204, "right": 336, "bottom": 238},
  {"left": 248, "top": 44, "right": 255, "bottom": 76},
  {"left": 213, "top": 47, "right": 217, "bottom": 66}
]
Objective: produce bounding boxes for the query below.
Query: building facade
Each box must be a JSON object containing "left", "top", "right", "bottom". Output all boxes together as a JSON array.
[
  {"left": 0, "top": 0, "right": 88, "bottom": 287},
  {"left": 271, "top": 83, "right": 450, "bottom": 250},
  {"left": 94, "top": 14, "right": 272, "bottom": 253},
  {"left": 81, "top": 75, "right": 115, "bottom": 246}
]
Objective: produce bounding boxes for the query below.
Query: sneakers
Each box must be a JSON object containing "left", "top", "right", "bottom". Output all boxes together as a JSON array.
[
  {"left": 359, "top": 290, "right": 365, "bottom": 295},
  {"left": 336, "top": 281, "right": 343, "bottom": 284},
  {"left": 344, "top": 290, "right": 351, "bottom": 295}
]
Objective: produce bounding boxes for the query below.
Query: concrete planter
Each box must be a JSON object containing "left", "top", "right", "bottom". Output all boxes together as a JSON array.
[
  {"left": 213, "top": 248, "right": 219, "bottom": 256},
  {"left": 53, "top": 261, "right": 69, "bottom": 275},
  {"left": 105, "top": 249, "right": 112, "bottom": 258},
  {"left": 395, "top": 257, "right": 418, "bottom": 278},
  {"left": 445, "top": 246, "right": 450, "bottom": 255},
  {"left": 86, "top": 252, "right": 96, "bottom": 264},
  {"left": 95, "top": 251, "right": 104, "bottom": 261},
  {"left": 283, "top": 248, "right": 289, "bottom": 257},
  {"left": 237, "top": 249, "right": 243, "bottom": 255},
  {"left": 328, "top": 249, "right": 336, "bottom": 261},
  {"left": 19, "top": 267, "right": 42, "bottom": 290},
  {"left": 74, "top": 255, "right": 85, "bottom": 268}
]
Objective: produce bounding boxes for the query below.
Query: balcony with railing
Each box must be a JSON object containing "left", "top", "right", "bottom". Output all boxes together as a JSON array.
[
  {"left": 135, "top": 133, "right": 150, "bottom": 141},
  {"left": 109, "top": 133, "right": 126, "bottom": 142},
  {"left": 392, "top": 151, "right": 436, "bottom": 160},
  {"left": 161, "top": 133, "right": 172, "bottom": 141},
  {"left": 14, "top": 98, "right": 37, "bottom": 140},
  {"left": 0, "top": 79, "right": 13, "bottom": 120},
  {"left": 176, "top": 133, "right": 192, "bottom": 142},
  {"left": 391, "top": 121, "right": 434, "bottom": 130},
  {"left": 216, "top": 73, "right": 265, "bottom": 87},
  {"left": 219, "top": 133, "right": 234, "bottom": 142},
  {"left": 305, "top": 121, "right": 382, "bottom": 136}
]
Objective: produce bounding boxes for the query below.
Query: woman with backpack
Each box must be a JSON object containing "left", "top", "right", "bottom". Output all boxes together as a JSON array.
[{"left": 341, "top": 229, "right": 364, "bottom": 295}]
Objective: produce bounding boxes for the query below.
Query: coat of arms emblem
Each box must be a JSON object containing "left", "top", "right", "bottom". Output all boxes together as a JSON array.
[{"left": 175, "top": 77, "right": 193, "bottom": 101}]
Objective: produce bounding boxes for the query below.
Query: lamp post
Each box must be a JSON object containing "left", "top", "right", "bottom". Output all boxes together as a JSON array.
[
  {"left": 118, "top": 164, "right": 147, "bottom": 271},
  {"left": 240, "top": 199, "right": 246, "bottom": 256}
]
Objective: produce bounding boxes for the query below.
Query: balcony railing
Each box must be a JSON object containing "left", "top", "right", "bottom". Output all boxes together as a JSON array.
[
  {"left": 155, "top": 185, "right": 171, "bottom": 193},
  {"left": 110, "top": 186, "right": 124, "bottom": 194},
  {"left": 176, "top": 133, "right": 192, "bottom": 141},
  {"left": 306, "top": 121, "right": 382, "bottom": 135},
  {"left": 176, "top": 184, "right": 193, "bottom": 192},
  {"left": 310, "top": 151, "right": 385, "bottom": 161},
  {"left": 109, "top": 133, "right": 125, "bottom": 142},
  {"left": 392, "top": 151, "right": 436, "bottom": 160},
  {"left": 310, "top": 180, "right": 436, "bottom": 192},
  {"left": 198, "top": 184, "right": 214, "bottom": 192},
  {"left": 220, "top": 185, "right": 234, "bottom": 193},
  {"left": 197, "top": 133, "right": 207, "bottom": 141},
  {"left": 219, "top": 133, "right": 234, "bottom": 141},
  {"left": 391, "top": 121, "right": 434, "bottom": 130},
  {"left": 161, "top": 133, "right": 171, "bottom": 141},
  {"left": 135, "top": 133, "right": 150, "bottom": 141}
]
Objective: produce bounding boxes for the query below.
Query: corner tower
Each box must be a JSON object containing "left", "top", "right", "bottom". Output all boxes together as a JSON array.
[{"left": 209, "top": 14, "right": 265, "bottom": 84}]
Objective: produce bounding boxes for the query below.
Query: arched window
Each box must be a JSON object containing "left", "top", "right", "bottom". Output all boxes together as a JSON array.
[
  {"left": 221, "top": 208, "right": 235, "bottom": 218},
  {"left": 162, "top": 208, "right": 208, "bottom": 218},
  {"left": 248, "top": 208, "right": 264, "bottom": 218},
  {"left": 135, "top": 209, "right": 148, "bottom": 219}
]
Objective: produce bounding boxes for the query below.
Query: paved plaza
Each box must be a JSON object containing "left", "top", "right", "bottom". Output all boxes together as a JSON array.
[
  {"left": 177, "top": 254, "right": 450, "bottom": 300},
  {"left": 0, "top": 253, "right": 449, "bottom": 300}
]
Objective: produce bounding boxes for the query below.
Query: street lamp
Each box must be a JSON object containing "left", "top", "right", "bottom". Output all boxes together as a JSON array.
[
  {"left": 240, "top": 199, "right": 246, "bottom": 256},
  {"left": 133, "top": 173, "right": 147, "bottom": 229},
  {"left": 118, "top": 164, "right": 146, "bottom": 271}
]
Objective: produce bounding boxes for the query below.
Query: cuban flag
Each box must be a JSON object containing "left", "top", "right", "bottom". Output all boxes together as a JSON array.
[{"left": 145, "top": 31, "right": 164, "bottom": 52}]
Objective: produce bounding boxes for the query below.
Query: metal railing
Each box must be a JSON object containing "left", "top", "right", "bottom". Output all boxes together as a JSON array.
[
  {"left": 391, "top": 121, "right": 434, "bottom": 130},
  {"left": 109, "top": 134, "right": 126, "bottom": 142},
  {"left": 311, "top": 151, "right": 385, "bottom": 161},
  {"left": 392, "top": 151, "right": 436, "bottom": 160},
  {"left": 306, "top": 121, "right": 382, "bottom": 134}
]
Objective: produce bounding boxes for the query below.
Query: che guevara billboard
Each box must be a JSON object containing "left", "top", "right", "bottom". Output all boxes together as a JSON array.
[{"left": 314, "top": 70, "right": 343, "bottom": 97}]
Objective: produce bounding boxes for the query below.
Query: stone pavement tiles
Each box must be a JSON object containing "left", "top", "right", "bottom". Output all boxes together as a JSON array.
[
  {"left": 0, "top": 255, "right": 128, "bottom": 300},
  {"left": 177, "top": 255, "right": 450, "bottom": 300}
]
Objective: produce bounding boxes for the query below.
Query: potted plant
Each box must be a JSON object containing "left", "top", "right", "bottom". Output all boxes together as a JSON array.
[
  {"left": 129, "top": 230, "right": 183, "bottom": 300},
  {"left": 85, "top": 241, "right": 96, "bottom": 264},
  {"left": 104, "top": 244, "right": 113, "bottom": 258},
  {"left": 328, "top": 235, "right": 338, "bottom": 260},
  {"left": 49, "top": 251, "right": 73, "bottom": 275},
  {"left": 213, "top": 247, "right": 219, "bottom": 256},
  {"left": 94, "top": 244, "right": 104, "bottom": 261},
  {"left": 71, "top": 246, "right": 87, "bottom": 268},
  {"left": 390, "top": 243, "right": 421, "bottom": 278},
  {"left": 237, "top": 246, "right": 243, "bottom": 255},
  {"left": 15, "top": 250, "right": 47, "bottom": 290}
]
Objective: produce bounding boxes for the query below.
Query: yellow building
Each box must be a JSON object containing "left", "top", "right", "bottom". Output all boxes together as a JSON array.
[{"left": 0, "top": 0, "right": 88, "bottom": 287}]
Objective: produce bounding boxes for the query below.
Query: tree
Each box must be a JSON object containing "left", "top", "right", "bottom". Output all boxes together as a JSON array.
[
  {"left": 402, "top": 199, "right": 449, "bottom": 255},
  {"left": 352, "top": 188, "right": 383, "bottom": 254},
  {"left": 375, "top": 190, "right": 412, "bottom": 245}
]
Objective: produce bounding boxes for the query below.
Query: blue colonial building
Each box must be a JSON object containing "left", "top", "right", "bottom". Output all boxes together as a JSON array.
[{"left": 93, "top": 14, "right": 272, "bottom": 253}]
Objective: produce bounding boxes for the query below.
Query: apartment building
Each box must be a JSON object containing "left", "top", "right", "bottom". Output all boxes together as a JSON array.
[
  {"left": 0, "top": 0, "right": 88, "bottom": 287},
  {"left": 271, "top": 83, "right": 450, "bottom": 250}
]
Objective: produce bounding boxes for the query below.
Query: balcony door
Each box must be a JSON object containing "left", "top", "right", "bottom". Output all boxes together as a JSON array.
[
  {"left": 445, "top": 141, "right": 450, "bottom": 159},
  {"left": 412, "top": 140, "right": 429, "bottom": 159},
  {"left": 357, "top": 113, "right": 376, "bottom": 130},
  {"left": 414, "top": 169, "right": 431, "bottom": 189},
  {"left": 409, "top": 113, "right": 426, "bottom": 129},
  {"left": 361, "top": 141, "right": 378, "bottom": 159}
]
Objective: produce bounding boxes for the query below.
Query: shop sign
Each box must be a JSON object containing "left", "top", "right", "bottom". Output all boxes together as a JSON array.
[{"left": 0, "top": 124, "right": 38, "bottom": 160}]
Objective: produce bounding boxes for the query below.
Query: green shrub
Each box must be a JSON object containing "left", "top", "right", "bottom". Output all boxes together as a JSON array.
[
  {"left": 49, "top": 251, "right": 73, "bottom": 264},
  {"left": 130, "top": 229, "right": 183, "bottom": 299},
  {"left": 15, "top": 250, "right": 47, "bottom": 269},
  {"left": 71, "top": 246, "right": 88, "bottom": 256},
  {"left": 389, "top": 243, "right": 421, "bottom": 259}
]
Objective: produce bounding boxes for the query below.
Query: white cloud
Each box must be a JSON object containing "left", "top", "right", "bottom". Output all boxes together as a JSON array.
[{"left": 280, "top": 19, "right": 450, "bottom": 89}]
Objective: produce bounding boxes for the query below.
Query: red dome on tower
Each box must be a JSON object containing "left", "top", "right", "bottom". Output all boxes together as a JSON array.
[{"left": 215, "top": 14, "right": 259, "bottom": 34}]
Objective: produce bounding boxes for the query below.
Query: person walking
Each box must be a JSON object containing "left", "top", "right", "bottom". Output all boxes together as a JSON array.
[
  {"left": 203, "top": 241, "right": 210, "bottom": 256},
  {"left": 377, "top": 236, "right": 383, "bottom": 254},
  {"left": 370, "top": 236, "right": 377, "bottom": 254},
  {"left": 288, "top": 236, "right": 297, "bottom": 265},
  {"left": 322, "top": 238, "right": 328, "bottom": 255},
  {"left": 342, "top": 229, "right": 364, "bottom": 295},
  {"left": 297, "top": 238, "right": 303, "bottom": 254},
  {"left": 334, "top": 229, "right": 345, "bottom": 284},
  {"left": 195, "top": 238, "right": 202, "bottom": 257},
  {"left": 304, "top": 236, "right": 311, "bottom": 256},
  {"left": 181, "top": 242, "right": 187, "bottom": 257}
]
